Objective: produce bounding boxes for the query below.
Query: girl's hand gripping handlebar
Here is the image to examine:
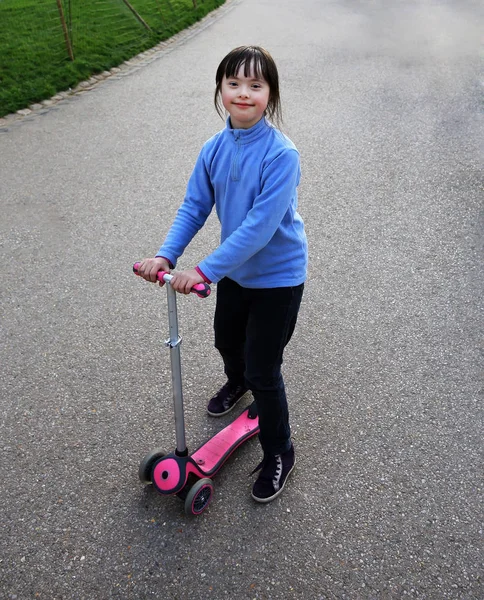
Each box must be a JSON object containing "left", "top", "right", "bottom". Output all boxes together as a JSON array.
[{"left": 133, "top": 263, "right": 211, "bottom": 299}]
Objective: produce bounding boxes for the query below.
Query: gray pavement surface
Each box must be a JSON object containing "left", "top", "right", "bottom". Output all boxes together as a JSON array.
[{"left": 1, "top": 0, "right": 483, "bottom": 598}]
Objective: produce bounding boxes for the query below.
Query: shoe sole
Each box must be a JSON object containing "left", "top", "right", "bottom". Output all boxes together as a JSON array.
[
  {"left": 207, "top": 390, "right": 250, "bottom": 418},
  {"left": 251, "top": 462, "right": 296, "bottom": 504}
]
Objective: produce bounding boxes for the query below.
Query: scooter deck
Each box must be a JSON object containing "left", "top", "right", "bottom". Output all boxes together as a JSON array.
[
  {"left": 151, "top": 407, "right": 259, "bottom": 495},
  {"left": 191, "top": 407, "right": 259, "bottom": 476}
]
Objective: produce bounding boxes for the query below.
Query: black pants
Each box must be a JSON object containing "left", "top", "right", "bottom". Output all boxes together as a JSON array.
[{"left": 214, "top": 277, "right": 304, "bottom": 455}]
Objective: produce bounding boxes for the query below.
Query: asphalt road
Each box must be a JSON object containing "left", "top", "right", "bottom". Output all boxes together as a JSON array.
[{"left": 0, "top": 0, "right": 482, "bottom": 598}]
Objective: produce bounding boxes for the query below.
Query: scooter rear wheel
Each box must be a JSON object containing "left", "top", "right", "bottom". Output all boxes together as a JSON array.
[
  {"left": 184, "top": 478, "right": 214, "bottom": 516},
  {"left": 138, "top": 448, "right": 166, "bottom": 484}
]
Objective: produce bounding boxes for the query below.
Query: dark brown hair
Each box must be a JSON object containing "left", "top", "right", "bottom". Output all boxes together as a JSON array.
[{"left": 214, "top": 46, "right": 282, "bottom": 127}]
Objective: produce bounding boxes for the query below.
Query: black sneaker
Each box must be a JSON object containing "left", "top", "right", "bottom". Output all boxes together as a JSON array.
[
  {"left": 207, "top": 382, "right": 249, "bottom": 417},
  {"left": 251, "top": 443, "right": 295, "bottom": 503}
]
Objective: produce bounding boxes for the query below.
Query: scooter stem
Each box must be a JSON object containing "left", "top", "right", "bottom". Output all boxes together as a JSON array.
[{"left": 165, "top": 282, "right": 188, "bottom": 456}]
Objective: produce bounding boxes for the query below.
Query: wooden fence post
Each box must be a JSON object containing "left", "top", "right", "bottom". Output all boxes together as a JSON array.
[
  {"left": 55, "top": 0, "right": 74, "bottom": 61},
  {"left": 122, "top": 0, "right": 152, "bottom": 31}
]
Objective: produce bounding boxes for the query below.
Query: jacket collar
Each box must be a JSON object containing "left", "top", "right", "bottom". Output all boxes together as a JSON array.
[{"left": 226, "top": 116, "right": 271, "bottom": 145}]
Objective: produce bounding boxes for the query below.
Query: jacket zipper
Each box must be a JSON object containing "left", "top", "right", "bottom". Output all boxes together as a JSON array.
[{"left": 231, "top": 132, "right": 241, "bottom": 181}]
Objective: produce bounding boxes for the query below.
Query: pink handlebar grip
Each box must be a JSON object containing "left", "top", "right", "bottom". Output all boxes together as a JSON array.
[{"left": 133, "top": 263, "right": 211, "bottom": 299}]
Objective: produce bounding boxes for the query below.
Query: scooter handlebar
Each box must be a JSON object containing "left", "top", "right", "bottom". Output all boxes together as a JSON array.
[{"left": 133, "top": 263, "right": 211, "bottom": 299}]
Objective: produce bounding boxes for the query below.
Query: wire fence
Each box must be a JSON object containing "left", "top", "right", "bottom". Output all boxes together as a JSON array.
[{"left": 0, "top": 0, "right": 224, "bottom": 117}]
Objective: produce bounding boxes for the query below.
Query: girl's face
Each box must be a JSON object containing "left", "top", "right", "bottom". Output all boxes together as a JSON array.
[{"left": 221, "top": 63, "right": 270, "bottom": 129}]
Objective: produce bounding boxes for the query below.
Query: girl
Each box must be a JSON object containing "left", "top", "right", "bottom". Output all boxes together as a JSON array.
[{"left": 137, "top": 46, "right": 307, "bottom": 503}]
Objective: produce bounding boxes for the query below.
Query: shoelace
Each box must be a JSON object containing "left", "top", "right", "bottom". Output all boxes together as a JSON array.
[
  {"left": 227, "top": 389, "right": 239, "bottom": 401},
  {"left": 251, "top": 454, "right": 283, "bottom": 491},
  {"left": 250, "top": 454, "right": 279, "bottom": 477},
  {"left": 222, "top": 385, "right": 243, "bottom": 409},
  {"left": 224, "top": 383, "right": 243, "bottom": 399}
]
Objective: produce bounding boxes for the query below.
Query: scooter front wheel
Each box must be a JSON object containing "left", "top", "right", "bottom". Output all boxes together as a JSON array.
[
  {"left": 138, "top": 448, "right": 166, "bottom": 484},
  {"left": 184, "top": 478, "right": 214, "bottom": 516}
]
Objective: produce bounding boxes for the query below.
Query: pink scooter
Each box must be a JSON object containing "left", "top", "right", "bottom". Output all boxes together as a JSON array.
[{"left": 133, "top": 263, "right": 259, "bottom": 515}]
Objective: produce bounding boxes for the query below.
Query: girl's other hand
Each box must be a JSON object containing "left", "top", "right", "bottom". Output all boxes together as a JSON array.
[
  {"left": 170, "top": 269, "right": 204, "bottom": 295},
  {"left": 137, "top": 257, "right": 171, "bottom": 286}
]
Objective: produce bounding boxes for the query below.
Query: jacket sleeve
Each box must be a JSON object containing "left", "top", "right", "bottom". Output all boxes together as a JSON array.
[
  {"left": 156, "top": 149, "right": 214, "bottom": 266},
  {"left": 197, "top": 149, "right": 300, "bottom": 283}
]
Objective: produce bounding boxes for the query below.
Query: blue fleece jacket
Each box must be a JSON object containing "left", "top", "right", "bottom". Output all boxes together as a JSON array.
[{"left": 156, "top": 117, "right": 307, "bottom": 288}]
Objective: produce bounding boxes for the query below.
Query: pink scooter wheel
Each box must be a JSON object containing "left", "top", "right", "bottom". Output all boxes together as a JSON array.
[
  {"left": 184, "top": 478, "right": 214, "bottom": 516},
  {"left": 139, "top": 448, "right": 166, "bottom": 484}
]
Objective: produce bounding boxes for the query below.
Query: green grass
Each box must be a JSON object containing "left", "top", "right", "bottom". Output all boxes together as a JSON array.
[{"left": 0, "top": 0, "right": 225, "bottom": 117}]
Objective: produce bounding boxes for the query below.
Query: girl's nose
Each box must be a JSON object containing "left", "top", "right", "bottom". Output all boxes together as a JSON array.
[{"left": 238, "top": 87, "right": 250, "bottom": 98}]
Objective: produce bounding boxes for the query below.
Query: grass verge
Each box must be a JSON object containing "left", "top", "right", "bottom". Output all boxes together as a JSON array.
[{"left": 0, "top": 0, "right": 225, "bottom": 117}]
